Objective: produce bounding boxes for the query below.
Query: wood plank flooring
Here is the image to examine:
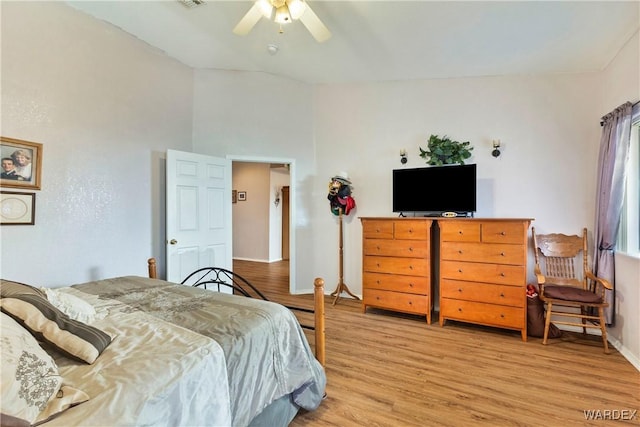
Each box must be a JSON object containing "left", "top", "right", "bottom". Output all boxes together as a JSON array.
[{"left": 233, "top": 260, "right": 640, "bottom": 427}]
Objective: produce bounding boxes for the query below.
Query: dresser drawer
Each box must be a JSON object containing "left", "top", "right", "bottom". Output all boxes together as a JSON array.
[
  {"left": 394, "top": 220, "right": 431, "bottom": 240},
  {"left": 362, "top": 220, "right": 393, "bottom": 239},
  {"left": 482, "top": 222, "right": 526, "bottom": 244},
  {"left": 363, "top": 272, "right": 429, "bottom": 294},
  {"left": 440, "top": 298, "right": 525, "bottom": 329},
  {"left": 364, "top": 256, "right": 429, "bottom": 276},
  {"left": 364, "top": 289, "right": 428, "bottom": 315},
  {"left": 440, "top": 260, "right": 525, "bottom": 286},
  {"left": 439, "top": 221, "right": 481, "bottom": 242},
  {"left": 440, "top": 242, "right": 525, "bottom": 265},
  {"left": 364, "top": 239, "right": 429, "bottom": 258},
  {"left": 440, "top": 279, "right": 524, "bottom": 307}
]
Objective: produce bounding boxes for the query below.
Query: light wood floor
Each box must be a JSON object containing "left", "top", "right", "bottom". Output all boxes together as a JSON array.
[{"left": 233, "top": 260, "right": 640, "bottom": 427}]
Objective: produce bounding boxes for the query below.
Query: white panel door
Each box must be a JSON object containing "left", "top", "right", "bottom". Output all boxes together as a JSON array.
[{"left": 166, "top": 149, "right": 232, "bottom": 285}]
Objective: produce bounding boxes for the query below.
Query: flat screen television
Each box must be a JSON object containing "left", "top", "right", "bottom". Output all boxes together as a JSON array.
[{"left": 392, "top": 164, "right": 476, "bottom": 215}]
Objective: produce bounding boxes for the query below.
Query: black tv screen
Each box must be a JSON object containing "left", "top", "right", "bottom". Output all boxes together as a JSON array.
[{"left": 392, "top": 164, "right": 477, "bottom": 214}]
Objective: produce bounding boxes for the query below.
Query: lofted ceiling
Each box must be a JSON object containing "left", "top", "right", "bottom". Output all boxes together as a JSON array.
[{"left": 66, "top": 1, "right": 639, "bottom": 85}]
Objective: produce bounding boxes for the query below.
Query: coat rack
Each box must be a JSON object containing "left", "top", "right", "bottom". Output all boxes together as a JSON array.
[{"left": 330, "top": 208, "right": 360, "bottom": 305}]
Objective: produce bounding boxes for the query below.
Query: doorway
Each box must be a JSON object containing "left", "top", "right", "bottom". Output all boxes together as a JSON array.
[{"left": 228, "top": 155, "right": 296, "bottom": 294}]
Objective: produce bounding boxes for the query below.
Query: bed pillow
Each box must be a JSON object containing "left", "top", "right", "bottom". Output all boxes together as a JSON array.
[
  {"left": 1, "top": 279, "right": 46, "bottom": 299},
  {"left": 1, "top": 313, "right": 89, "bottom": 425},
  {"left": 0, "top": 294, "right": 112, "bottom": 364},
  {"left": 41, "top": 288, "right": 97, "bottom": 324}
]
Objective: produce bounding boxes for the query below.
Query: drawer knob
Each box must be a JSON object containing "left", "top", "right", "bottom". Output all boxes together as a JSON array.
[
  {"left": 458, "top": 230, "right": 463, "bottom": 235},
  {"left": 500, "top": 293, "right": 505, "bottom": 297},
  {"left": 500, "top": 273, "right": 505, "bottom": 277},
  {"left": 458, "top": 308, "right": 463, "bottom": 312},
  {"left": 409, "top": 265, "right": 414, "bottom": 270},
  {"left": 500, "top": 252, "right": 505, "bottom": 256},
  {"left": 409, "top": 247, "right": 413, "bottom": 252},
  {"left": 408, "top": 229, "right": 413, "bottom": 234},
  {"left": 458, "top": 288, "right": 462, "bottom": 292},
  {"left": 500, "top": 231, "right": 506, "bottom": 236},
  {"left": 458, "top": 250, "right": 463, "bottom": 254},
  {"left": 408, "top": 301, "right": 413, "bottom": 305},
  {"left": 458, "top": 269, "right": 463, "bottom": 273},
  {"left": 376, "top": 246, "right": 381, "bottom": 250},
  {"left": 500, "top": 314, "right": 505, "bottom": 318},
  {"left": 377, "top": 263, "right": 380, "bottom": 268},
  {"left": 376, "top": 280, "right": 381, "bottom": 284},
  {"left": 376, "top": 296, "right": 380, "bottom": 300},
  {"left": 409, "top": 283, "right": 414, "bottom": 288}
]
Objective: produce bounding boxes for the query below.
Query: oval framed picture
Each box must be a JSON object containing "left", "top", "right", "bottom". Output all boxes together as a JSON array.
[{"left": 1, "top": 191, "right": 35, "bottom": 225}]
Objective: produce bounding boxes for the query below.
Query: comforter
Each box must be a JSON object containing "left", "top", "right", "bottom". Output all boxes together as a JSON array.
[{"left": 42, "top": 276, "right": 326, "bottom": 427}]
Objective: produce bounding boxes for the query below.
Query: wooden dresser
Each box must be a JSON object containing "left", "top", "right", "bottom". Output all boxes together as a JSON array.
[
  {"left": 438, "top": 218, "right": 532, "bottom": 341},
  {"left": 361, "top": 218, "right": 433, "bottom": 324}
]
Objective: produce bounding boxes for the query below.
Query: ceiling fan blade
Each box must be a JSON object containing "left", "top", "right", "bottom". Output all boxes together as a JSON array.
[
  {"left": 233, "top": 3, "right": 264, "bottom": 36},
  {"left": 298, "top": 3, "right": 331, "bottom": 43}
]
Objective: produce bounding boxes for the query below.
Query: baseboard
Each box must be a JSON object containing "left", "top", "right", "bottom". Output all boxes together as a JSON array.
[
  {"left": 608, "top": 335, "right": 640, "bottom": 371},
  {"left": 233, "top": 257, "right": 285, "bottom": 263},
  {"left": 557, "top": 325, "right": 639, "bottom": 371},
  {"left": 232, "top": 257, "right": 270, "bottom": 263}
]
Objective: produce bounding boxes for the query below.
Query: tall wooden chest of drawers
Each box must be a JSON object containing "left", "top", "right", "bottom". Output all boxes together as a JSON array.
[
  {"left": 361, "top": 218, "right": 433, "bottom": 324},
  {"left": 438, "top": 218, "right": 532, "bottom": 341}
]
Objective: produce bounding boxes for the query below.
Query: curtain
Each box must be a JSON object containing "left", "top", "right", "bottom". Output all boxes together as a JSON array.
[{"left": 594, "top": 101, "right": 633, "bottom": 324}]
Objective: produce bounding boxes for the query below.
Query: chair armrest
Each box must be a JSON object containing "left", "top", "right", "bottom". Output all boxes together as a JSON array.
[{"left": 586, "top": 271, "right": 613, "bottom": 290}]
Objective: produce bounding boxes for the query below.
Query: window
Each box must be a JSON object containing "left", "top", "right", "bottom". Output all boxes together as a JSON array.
[{"left": 617, "top": 104, "right": 640, "bottom": 256}]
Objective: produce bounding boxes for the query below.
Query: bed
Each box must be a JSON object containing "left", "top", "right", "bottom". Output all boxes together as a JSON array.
[{"left": 0, "top": 264, "right": 327, "bottom": 427}]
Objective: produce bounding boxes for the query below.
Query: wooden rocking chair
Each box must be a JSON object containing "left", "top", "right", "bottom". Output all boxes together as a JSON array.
[{"left": 532, "top": 227, "right": 612, "bottom": 353}]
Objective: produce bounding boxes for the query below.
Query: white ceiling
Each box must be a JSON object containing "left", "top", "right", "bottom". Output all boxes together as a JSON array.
[{"left": 66, "top": 1, "right": 639, "bottom": 85}]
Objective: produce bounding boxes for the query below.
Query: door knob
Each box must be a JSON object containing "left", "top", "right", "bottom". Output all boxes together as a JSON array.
[{"left": 169, "top": 239, "right": 178, "bottom": 245}]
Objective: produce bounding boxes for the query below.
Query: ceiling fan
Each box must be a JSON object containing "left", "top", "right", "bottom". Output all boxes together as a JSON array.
[{"left": 233, "top": 0, "right": 331, "bottom": 43}]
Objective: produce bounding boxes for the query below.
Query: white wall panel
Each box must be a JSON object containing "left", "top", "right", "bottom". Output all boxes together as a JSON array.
[
  {"left": 178, "top": 186, "right": 198, "bottom": 231},
  {"left": 0, "top": 2, "right": 193, "bottom": 284},
  {"left": 207, "top": 188, "right": 225, "bottom": 229}
]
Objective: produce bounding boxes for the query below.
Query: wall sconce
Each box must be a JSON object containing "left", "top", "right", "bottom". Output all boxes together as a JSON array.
[
  {"left": 274, "top": 187, "right": 281, "bottom": 207},
  {"left": 400, "top": 149, "right": 408, "bottom": 164},
  {"left": 492, "top": 140, "right": 501, "bottom": 158}
]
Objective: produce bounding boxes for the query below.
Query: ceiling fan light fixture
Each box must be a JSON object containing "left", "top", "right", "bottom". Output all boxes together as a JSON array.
[
  {"left": 257, "top": 0, "right": 274, "bottom": 18},
  {"left": 287, "top": 0, "right": 306, "bottom": 20},
  {"left": 274, "top": 5, "right": 292, "bottom": 24},
  {"left": 235, "top": 0, "right": 331, "bottom": 42}
]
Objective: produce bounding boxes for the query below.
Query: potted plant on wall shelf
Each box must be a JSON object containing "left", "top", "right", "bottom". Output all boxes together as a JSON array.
[{"left": 419, "top": 134, "right": 473, "bottom": 165}]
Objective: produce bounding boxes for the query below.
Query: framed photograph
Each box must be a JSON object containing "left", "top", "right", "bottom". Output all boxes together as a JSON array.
[
  {"left": 1, "top": 191, "right": 35, "bottom": 225},
  {"left": 1, "top": 137, "right": 43, "bottom": 190},
  {"left": 232, "top": 190, "right": 237, "bottom": 203},
  {"left": 238, "top": 191, "right": 247, "bottom": 201}
]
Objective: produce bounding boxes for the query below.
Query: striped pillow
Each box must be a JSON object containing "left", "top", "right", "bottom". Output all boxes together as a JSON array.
[
  {"left": 1, "top": 279, "right": 46, "bottom": 299},
  {"left": 0, "top": 294, "right": 112, "bottom": 364}
]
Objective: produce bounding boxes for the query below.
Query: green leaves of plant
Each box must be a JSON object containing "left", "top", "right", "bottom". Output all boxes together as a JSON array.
[{"left": 419, "top": 134, "right": 474, "bottom": 165}]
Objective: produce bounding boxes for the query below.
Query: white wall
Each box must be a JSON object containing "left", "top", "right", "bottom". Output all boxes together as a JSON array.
[
  {"left": 311, "top": 73, "right": 602, "bottom": 297},
  {"left": 0, "top": 2, "right": 194, "bottom": 285},
  {"left": 600, "top": 31, "right": 640, "bottom": 367},
  {"left": 191, "top": 70, "right": 317, "bottom": 289}
]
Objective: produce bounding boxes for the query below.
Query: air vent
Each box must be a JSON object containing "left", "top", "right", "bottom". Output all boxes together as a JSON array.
[{"left": 178, "top": 0, "right": 205, "bottom": 9}]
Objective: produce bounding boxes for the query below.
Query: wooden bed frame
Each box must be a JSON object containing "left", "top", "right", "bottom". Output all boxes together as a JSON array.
[{"left": 147, "top": 258, "right": 325, "bottom": 366}]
